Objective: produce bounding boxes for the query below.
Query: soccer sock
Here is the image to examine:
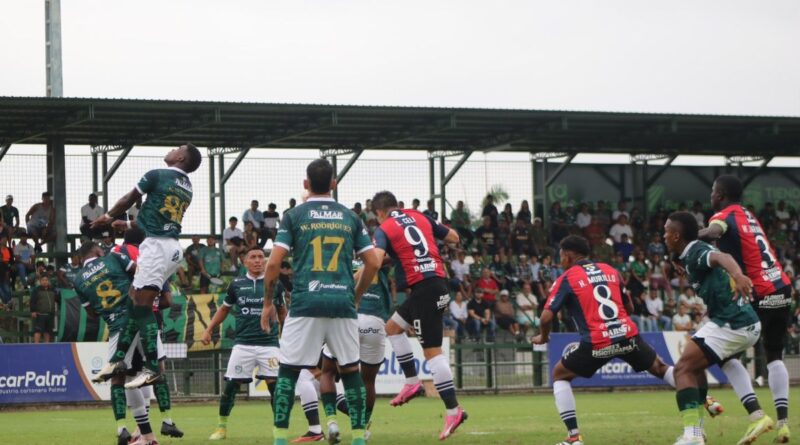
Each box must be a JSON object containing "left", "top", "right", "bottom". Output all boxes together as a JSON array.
[
  {"left": 112, "top": 309, "right": 138, "bottom": 363},
  {"left": 553, "top": 380, "right": 579, "bottom": 436},
  {"left": 131, "top": 394, "right": 152, "bottom": 435},
  {"left": 336, "top": 392, "right": 350, "bottom": 416},
  {"left": 219, "top": 380, "right": 239, "bottom": 421},
  {"left": 721, "top": 359, "right": 763, "bottom": 417},
  {"left": 297, "top": 375, "right": 321, "bottom": 433},
  {"left": 676, "top": 388, "right": 702, "bottom": 437},
  {"left": 697, "top": 385, "right": 708, "bottom": 427},
  {"left": 388, "top": 334, "right": 419, "bottom": 384},
  {"left": 663, "top": 366, "right": 676, "bottom": 388},
  {"left": 111, "top": 384, "right": 127, "bottom": 432},
  {"left": 273, "top": 366, "right": 300, "bottom": 431},
  {"left": 767, "top": 360, "right": 789, "bottom": 422},
  {"left": 429, "top": 354, "right": 458, "bottom": 413},
  {"left": 321, "top": 391, "right": 338, "bottom": 421},
  {"left": 130, "top": 304, "right": 160, "bottom": 372},
  {"left": 341, "top": 371, "right": 367, "bottom": 434},
  {"left": 153, "top": 379, "right": 172, "bottom": 423}
]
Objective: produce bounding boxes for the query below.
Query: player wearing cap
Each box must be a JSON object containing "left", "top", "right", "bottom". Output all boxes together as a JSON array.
[{"left": 371, "top": 190, "right": 467, "bottom": 440}]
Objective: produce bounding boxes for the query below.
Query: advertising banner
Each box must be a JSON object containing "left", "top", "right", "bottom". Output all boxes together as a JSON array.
[
  {"left": 161, "top": 292, "right": 236, "bottom": 352},
  {"left": 249, "top": 337, "right": 450, "bottom": 396},
  {"left": 57, "top": 289, "right": 107, "bottom": 342},
  {"left": 547, "top": 332, "right": 728, "bottom": 387}
]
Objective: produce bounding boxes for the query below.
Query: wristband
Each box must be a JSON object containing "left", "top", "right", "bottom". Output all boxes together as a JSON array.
[{"left": 126, "top": 220, "right": 132, "bottom": 229}]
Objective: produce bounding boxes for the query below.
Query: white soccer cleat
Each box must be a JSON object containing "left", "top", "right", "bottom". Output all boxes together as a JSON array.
[
  {"left": 326, "top": 420, "right": 341, "bottom": 445},
  {"left": 673, "top": 435, "right": 705, "bottom": 445},
  {"left": 124, "top": 369, "right": 163, "bottom": 389}
]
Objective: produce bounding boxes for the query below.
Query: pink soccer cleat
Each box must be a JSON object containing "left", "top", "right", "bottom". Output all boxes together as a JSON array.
[
  {"left": 439, "top": 407, "right": 468, "bottom": 440},
  {"left": 389, "top": 382, "right": 424, "bottom": 407}
]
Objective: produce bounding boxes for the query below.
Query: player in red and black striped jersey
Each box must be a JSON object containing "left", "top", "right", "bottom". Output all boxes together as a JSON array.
[
  {"left": 371, "top": 191, "right": 467, "bottom": 441},
  {"left": 532, "top": 235, "right": 677, "bottom": 445},
  {"left": 700, "top": 175, "right": 791, "bottom": 441}
]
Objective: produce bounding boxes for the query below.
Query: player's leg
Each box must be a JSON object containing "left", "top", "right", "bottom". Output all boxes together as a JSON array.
[
  {"left": 210, "top": 345, "right": 245, "bottom": 439},
  {"left": 152, "top": 337, "right": 183, "bottom": 437},
  {"left": 319, "top": 352, "right": 343, "bottom": 445},
  {"left": 553, "top": 342, "right": 606, "bottom": 445},
  {"left": 293, "top": 369, "right": 325, "bottom": 443},
  {"left": 672, "top": 338, "right": 709, "bottom": 444},
  {"left": 759, "top": 302, "right": 791, "bottom": 442},
  {"left": 358, "top": 314, "right": 387, "bottom": 440},
  {"left": 326, "top": 318, "right": 368, "bottom": 445},
  {"left": 110, "top": 374, "right": 131, "bottom": 445},
  {"left": 385, "top": 298, "right": 423, "bottom": 406},
  {"left": 256, "top": 345, "right": 280, "bottom": 415}
]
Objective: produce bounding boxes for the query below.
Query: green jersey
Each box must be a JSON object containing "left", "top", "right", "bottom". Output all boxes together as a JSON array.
[
  {"left": 200, "top": 246, "right": 223, "bottom": 277},
  {"left": 135, "top": 167, "right": 193, "bottom": 238},
  {"left": 275, "top": 197, "right": 373, "bottom": 318},
  {"left": 680, "top": 240, "right": 759, "bottom": 329},
  {"left": 223, "top": 274, "right": 279, "bottom": 346},
  {"left": 358, "top": 267, "right": 392, "bottom": 321},
  {"left": 72, "top": 252, "right": 135, "bottom": 334}
]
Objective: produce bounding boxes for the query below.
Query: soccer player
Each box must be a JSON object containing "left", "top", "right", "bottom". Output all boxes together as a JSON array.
[
  {"left": 664, "top": 212, "right": 771, "bottom": 445},
  {"left": 91, "top": 143, "right": 202, "bottom": 388},
  {"left": 532, "top": 235, "right": 678, "bottom": 445},
  {"left": 700, "top": 175, "right": 792, "bottom": 443},
  {"left": 202, "top": 247, "right": 283, "bottom": 440},
  {"left": 319, "top": 260, "right": 393, "bottom": 443},
  {"left": 371, "top": 190, "right": 467, "bottom": 440},
  {"left": 71, "top": 241, "right": 157, "bottom": 445},
  {"left": 259, "top": 158, "right": 380, "bottom": 445}
]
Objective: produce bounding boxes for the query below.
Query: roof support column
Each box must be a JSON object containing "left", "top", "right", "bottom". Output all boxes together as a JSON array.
[
  {"left": 321, "top": 148, "right": 362, "bottom": 202},
  {"left": 47, "top": 135, "right": 67, "bottom": 263},
  {"left": 100, "top": 146, "right": 133, "bottom": 212},
  {"left": 531, "top": 152, "right": 574, "bottom": 228},
  {"left": 427, "top": 150, "right": 470, "bottom": 221},
  {"left": 0, "top": 144, "right": 10, "bottom": 164},
  {"left": 218, "top": 154, "right": 226, "bottom": 235},
  {"left": 208, "top": 146, "right": 249, "bottom": 235},
  {"left": 208, "top": 153, "right": 216, "bottom": 235}
]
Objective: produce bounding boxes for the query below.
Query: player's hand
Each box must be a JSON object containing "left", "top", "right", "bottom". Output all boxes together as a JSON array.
[
  {"left": 201, "top": 329, "right": 212, "bottom": 345},
  {"left": 111, "top": 219, "right": 129, "bottom": 232},
  {"left": 671, "top": 261, "right": 686, "bottom": 277},
  {"left": 531, "top": 334, "right": 547, "bottom": 345},
  {"left": 260, "top": 304, "right": 276, "bottom": 332},
  {"left": 90, "top": 213, "right": 113, "bottom": 229},
  {"left": 732, "top": 272, "right": 753, "bottom": 302}
]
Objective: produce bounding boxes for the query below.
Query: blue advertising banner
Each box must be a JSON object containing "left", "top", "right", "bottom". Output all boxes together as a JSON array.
[
  {"left": 548, "top": 332, "right": 728, "bottom": 387},
  {"left": 0, "top": 343, "right": 103, "bottom": 404}
]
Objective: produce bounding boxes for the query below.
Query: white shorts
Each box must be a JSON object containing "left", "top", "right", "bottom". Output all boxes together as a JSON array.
[
  {"left": 132, "top": 237, "right": 183, "bottom": 289},
  {"left": 693, "top": 321, "right": 761, "bottom": 364},
  {"left": 225, "top": 344, "right": 280, "bottom": 382},
  {"left": 322, "top": 314, "right": 386, "bottom": 366},
  {"left": 108, "top": 330, "right": 165, "bottom": 367},
  {"left": 280, "top": 316, "right": 359, "bottom": 368}
]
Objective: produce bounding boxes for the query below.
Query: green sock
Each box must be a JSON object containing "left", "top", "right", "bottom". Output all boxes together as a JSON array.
[
  {"left": 321, "top": 392, "right": 338, "bottom": 422},
  {"left": 218, "top": 416, "right": 228, "bottom": 429},
  {"left": 341, "top": 372, "right": 367, "bottom": 431},
  {"left": 273, "top": 366, "right": 299, "bottom": 429},
  {"left": 676, "top": 388, "right": 701, "bottom": 428},
  {"left": 154, "top": 380, "right": 171, "bottom": 416},
  {"left": 273, "top": 426, "right": 288, "bottom": 445},
  {"left": 220, "top": 380, "right": 239, "bottom": 417},
  {"left": 112, "top": 309, "right": 137, "bottom": 363},
  {"left": 111, "top": 384, "right": 126, "bottom": 422},
  {"left": 131, "top": 305, "right": 160, "bottom": 371}
]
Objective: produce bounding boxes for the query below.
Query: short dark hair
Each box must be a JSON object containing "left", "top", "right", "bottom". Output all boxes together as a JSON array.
[
  {"left": 89, "top": 193, "right": 97, "bottom": 199},
  {"left": 182, "top": 143, "right": 202, "bottom": 173},
  {"left": 559, "top": 235, "right": 591, "bottom": 257},
  {"left": 42, "top": 191, "right": 52, "bottom": 198},
  {"left": 78, "top": 241, "right": 99, "bottom": 258},
  {"left": 123, "top": 227, "right": 145, "bottom": 246},
  {"left": 306, "top": 158, "right": 334, "bottom": 194},
  {"left": 245, "top": 246, "right": 264, "bottom": 256},
  {"left": 668, "top": 211, "right": 699, "bottom": 242},
  {"left": 714, "top": 174, "right": 743, "bottom": 202},
  {"left": 372, "top": 191, "right": 398, "bottom": 212},
  {"left": 229, "top": 216, "right": 238, "bottom": 222}
]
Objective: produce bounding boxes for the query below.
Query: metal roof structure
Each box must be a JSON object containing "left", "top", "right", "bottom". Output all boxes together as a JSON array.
[{"left": 2, "top": 96, "right": 800, "bottom": 155}]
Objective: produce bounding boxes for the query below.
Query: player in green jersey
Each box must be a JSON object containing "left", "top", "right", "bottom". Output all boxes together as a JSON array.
[
  {"left": 260, "top": 158, "right": 380, "bottom": 445},
  {"left": 664, "top": 212, "right": 772, "bottom": 445},
  {"left": 92, "top": 143, "right": 202, "bottom": 388}
]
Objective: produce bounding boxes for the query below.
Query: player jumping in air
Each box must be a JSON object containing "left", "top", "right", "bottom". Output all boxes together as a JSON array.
[
  {"left": 371, "top": 191, "right": 467, "bottom": 440},
  {"left": 700, "top": 175, "right": 792, "bottom": 443},
  {"left": 92, "top": 143, "right": 202, "bottom": 388},
  {"left": 532, "top": 235, "right": 682, "bottom": 445},
  {"left": 203, "top": 247, "right": 283, "bottom": 440},
  {"left": 260, "top": 158, "right": 380, "bottom": 445},
  {"left": 664, "top": 212, "right": 771, "bottom": 445}
]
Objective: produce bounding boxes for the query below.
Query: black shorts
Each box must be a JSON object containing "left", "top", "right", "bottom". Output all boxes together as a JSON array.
[
  {"left": 395, "top": 277, "right": 450, "bottom": 348},
  {"left": 33, "top": 313, "right": 54, "bottom": 333},
  {"left": 561, "top": 335, "right": 656, "bottom": 379},
  {"left": 753, "top": 286, "right": 792, "bottom": 354}
]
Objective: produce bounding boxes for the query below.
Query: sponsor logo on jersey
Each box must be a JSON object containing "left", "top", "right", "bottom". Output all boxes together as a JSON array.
[
  {"left": 308, "top": 280, "right": 347, "bottom": 292},
  {"left": 413, "top": 261, "right": 438, "bottom": 273},
  {"left": 757, "top": 292, "right": 791, "bottom": 308},
  {"left": 81, "top": 262, "right": 107, "bottom": 280},
  {"left": 174, "top": 177, "right": 193, "bottom": 192},
  {"left": 359, "top": 327, "right": 383, "bottom": 335},
  {"left": 436, "top": 293, "right": 449, "bottom": 310},
  {"left": 309, "top": 209, "right": 343, "bottom": 220},
  {"left": 591, "top": 341, "right": 637, "bottom": 359}
]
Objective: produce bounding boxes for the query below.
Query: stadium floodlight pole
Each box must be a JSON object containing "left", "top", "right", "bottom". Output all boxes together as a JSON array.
[{"left": 45, "top": 0, "right": 63, "bottom": 97}]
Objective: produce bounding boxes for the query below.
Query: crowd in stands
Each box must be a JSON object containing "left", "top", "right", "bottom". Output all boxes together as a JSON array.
[{"left": 2, "top": 189, "right": 800, "bottom": 355}]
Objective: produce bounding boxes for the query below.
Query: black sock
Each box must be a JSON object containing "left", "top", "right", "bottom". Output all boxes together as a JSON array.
[
  {"left": 336, "top": 393, "right": 350, "bottom": 416},
  {"left": 396, "top": 352, "right": 417, "bottom": 379},
  {"left": 741, "top": 393, "right": 762, "bottom": 415}
]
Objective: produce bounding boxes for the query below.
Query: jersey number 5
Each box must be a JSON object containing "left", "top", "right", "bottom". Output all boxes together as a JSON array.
[{"left": 310, "top": 236, "right": 345, "bottom": 272}]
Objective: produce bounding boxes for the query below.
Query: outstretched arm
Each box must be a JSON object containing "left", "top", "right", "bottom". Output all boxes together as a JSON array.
[
  {"left": 698, "top": 223, "right": 724, "bottom": 243},
  {"left": 91, "top": 188, "right": 142, "bottom": 229}
]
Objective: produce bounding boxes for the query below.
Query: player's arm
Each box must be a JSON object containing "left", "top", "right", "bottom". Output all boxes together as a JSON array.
[
  {"left": 425, "top": 213, "right": 459, "bottom": 244},
  {"left": 708, "top": 250, "right": 753, "bottom": 300},
  {"left": 202, "top": 303, "right": 230, "bottom": 345},
  {"left": 356, "top": 248, "right": 380, "bottom": 304},
  {"left": 698, "top": 219, "right": 725, "bottom": 242},
  {"left": 111, "top": 218, "right": 138, "bottom": 232},
  {"left": 24, "top": 204, "right": 35, "bottom": 223},
  {"left": 533, "top": 309, "right": 554, "bottom": 344},
  {"left": 532, "top": 274, "right": 568, "bottom": 345},
  {"left": 261, "top": 245, "right": 287, "bottom": 332},
  {"left": 91, "top": 188, "right": 142, "bottom": 229}
]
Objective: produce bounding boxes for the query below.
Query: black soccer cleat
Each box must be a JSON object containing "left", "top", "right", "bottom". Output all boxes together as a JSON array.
[
  {"left": 161, "top": 421, "right": 184, "bottom": 438},
  {"left": 117, "top": 427, "right": 132, "bottom": 445}
]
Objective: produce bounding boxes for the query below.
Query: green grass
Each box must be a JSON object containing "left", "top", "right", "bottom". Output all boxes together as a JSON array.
[{"left": 2, "top": 388, "right": 797, "bottom": 445}]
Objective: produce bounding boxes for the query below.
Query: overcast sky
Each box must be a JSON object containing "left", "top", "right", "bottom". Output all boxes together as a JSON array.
[{"left": 2, "top": 0, "right": 799, "bottom": 116}]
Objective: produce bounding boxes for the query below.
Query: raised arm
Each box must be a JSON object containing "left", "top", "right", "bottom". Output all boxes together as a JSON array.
[
  {"left": 698, "top": 222, "right": 724, "bottom": 243},
  {"left": 91, "top": 188, "right": 142, "bottom": 229}
]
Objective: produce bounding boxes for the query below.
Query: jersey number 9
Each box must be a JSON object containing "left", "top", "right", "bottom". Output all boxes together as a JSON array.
[{"left": 404, "top": 225, "right": 429, "bottom": 258}]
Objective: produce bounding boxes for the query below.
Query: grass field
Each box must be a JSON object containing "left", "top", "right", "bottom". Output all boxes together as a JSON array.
[{"left": 2, "top": 388, "right": 798, "bottom": 445}]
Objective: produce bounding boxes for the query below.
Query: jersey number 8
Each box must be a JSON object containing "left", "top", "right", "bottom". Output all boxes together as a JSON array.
[
  {"left": 160, "top": 195, "right": 188, "bottom": 224},
  {"left": 593, "top": 284, "right": 619, "bottom": 321},
  {"left": 96, "top": 280, "right": 122, "bottom": 309}
]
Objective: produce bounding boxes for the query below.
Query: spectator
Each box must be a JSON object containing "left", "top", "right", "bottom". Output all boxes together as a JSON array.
[
  {"left": 263, "top": 203, "right": 280, "bottom": 241},
  {"left": 496, "top": 219, "right": 511, "bottom": 253},
  {"left": 629, "top": 207, "right": 644, "bottom": 233},
  {"left": 672, "top": 304, "right": 693, "bottom": 332},
  {"left": 0, "top": 218, "right": 11, "bottom": 248},
  {"left": 79, "top": 193, "right": 105, "bottom": 239},
  {"left": 223, "top": 216, "right": 245, "bottom": 271},
  {"left": 475, "top": 216, "right": 498, "bottom": 255},
  {"left": 613, "top": 233, "right": 635, "bottom": 261},
  {"left": 57, "top": 253, "right": 81, "bottom": 288},
  {"left": 513, "top": 254, "right": 533, "bottom": 287},
  {"left": 775, "top": 200, "right": 790, "bottom": 227},
  {"left": 242, "top": 200, "right": 267, "bottom": 247},
  {"left": 629, "top": 291, "right": 649, "bottom": 332},
  {"left": 494, "top": 290, "right": 521, "bottom": 338},
  {"left": 646, "top": 233, "right": 666, "bottom": 258},
  {"left": 99, "top": 232, "right": 117, "bottom": 254},
  {"left": 563, "top": 203, "right": 577, "bottom": 228},
  {"left": 13, "top": 233, "right": 35, "bottom": 289},
  {"left": 243, "top": 221, "right": 259, "bottom": 250},
  {"left": 692, "top": 311, "right": 708, "bottom": 332},
  {"left": 759, "top": 202, "right": 776, "bottom": 229},
  {"left": 539, "top": 254, "right": 558, "bottom": 291},
  {"left": 488, "top": 253, "right": 511, "bottom": 291},
  {"left": 467, "top": 288, "right": 496, "bottom": 342},
  {"left": 30, "top": 276, "right": 59, "bottom": 343},
  {"left": 528, "top": 255, "right": 544, "bottom": 299},
  {"left": 576, "top": 203, "right": 592, "bottom": 230},
  {"left": 627, "top": 250, "right": 648, "bottom": 303},
  {"left": 691, "top": 201, "right": 705, "bottom": 228},
  {"left": 411, "top": 198, "right": 421, "bottom": 211},
  {"left": 450, "top": 200, "right": 473, "bottom": 246},
  {"left": 510, "top": 217, "right": 532, "bottom": 255},
  {"left": 515, "top": 282, "right": 539, "bottom": 336},
  {"left": 591, "top": 239, "right": 614, "bottom": 265},
  {"left": 530, "top": 217, "right": 551, "bottom": 257},
  {"left": 0, "top": 234, "right": 12, "bottom": 305},
  {"left": 199, "top": 235, "right": 223, "bottom": 293},
  {"left": 468, "top": 249, "right": 486, "bottom": 281},
  {"left": 500, "top": 203, "right": 514, "bottom": 226},
  {"left": 423, "top": 199, "right": 439, "bottom": 221},
  {"left": 126, "top": 197, "right": 142, "bottom": 221},
  {"left": 482, "top": 195, "right": 499, "bottom": 228},
  {"left": 678, "top": 287, "right": 706, "bottom": 316},
  {"left": 449, "top": 251, "right": 470, "bottom": 286},
  {"left": 594, "top": 201, "right": 612, "bottom": 229},
  {"left": 609, "top": 214, "right": 633, "bottom": 243},
  {"left": 447, "top": 291, "right": 469, "bottom": 340},
  {"left": 1, "top": 195, "right": 20, "bottom": 237},
  {"left": 398, "top": 200, "right": 405, "bottom": 209},
  {"left": 644, "top": 288, "right": 672, "bottom": 331},
  {"left": 584, "top": 217, "right": 606, "bottom": 247},
  {"left": 25, "top": 191, "right": 55, "bottom": 251},
  {"left": 284, "top": 198, "right": 297, "bottom": 215},
  {"left": 612, "top": 200, "right": 629, "bottom": 221},
  {"left": 184, "top": 235, "right": 205, "bottom": 286},
  {"left": 363, "top": 199, "right": 377, "bottom": 223},
  {"left": 517, "top": 200, "right": 532, "bottom": 224},
  {"left": 352, "top": 202, "right": 365, "bottom": 222},
  {"left": 648, "top": 253, "right": 673, "bottom": 300},
  {"left": 475, "top": 268, "right": 499, "bottom": 304}
]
